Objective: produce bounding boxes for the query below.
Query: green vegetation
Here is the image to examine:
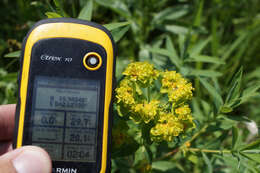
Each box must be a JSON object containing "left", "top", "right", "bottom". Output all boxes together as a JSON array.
[{"left": 1, "top": 0, "right": 260, "bottom": 172}]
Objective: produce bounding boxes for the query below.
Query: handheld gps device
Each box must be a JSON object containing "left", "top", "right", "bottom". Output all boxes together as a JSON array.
[{"left": 13, "top": 18, "right": 116, "bottom": 173}]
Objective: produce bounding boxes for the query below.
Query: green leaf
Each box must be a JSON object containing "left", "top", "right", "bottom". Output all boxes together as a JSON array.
[
  {"left": 220, "top": 106, "right": 233, "bottom": 113},
  {"left": 232, "top": 126, "right": 239, "bottom": 150},
  {"left": 45, "top": 12, "right": 62, "bottom": 18},
  {"left": 245, "top": 67, "right": 260, "bottom": 80},
  {"left": 199, "top": 78, "right": 223, "bottom": 111},
  {"left": 225, "top": 67, "right": 243, "bottom": 105},
  {"left": 189, "top": 37, "right": 211, "bottom": 56},
  {"left": 95, "top": 0, "right": 131, "bottom": 19},
  {"left": 78, "top": 0, "right": 93, "bottom": 21},
  {"left": 242, "top": 150, "right": 260, "bottom": 154},
  {"left": 202, "top": 152, "right": 213, "bottom": 173},
  {"left": 152, "top": 5, "right": 189, "bottom": 24},
  {"left": 222, "top": 32, "right": 247, "bottom": 61},
  {"left": 152, "top": 161, "right": 175, "bottom": 171},
  {"left": 186, "top": 55, "right": 225, "bottom": 64},
  {"left": 164, "top": 25, "right": 189, "bottom": 35},
  {"left": 166, "top": 36, "right": 179, "bottom": 59},
  {"left": 188, "top": 69, "right": 222, "bottom": 78},
  {"left": 111, "top": 25, "right": 130, "bottom": 42},
  {"left": 193, "top": 0, "right": 204, "bottom": 27},
  {"left": 134, "top": 146, "right": 149, "bottom": 166},
  {"left": 240, "top": 82, "right": 260, "bottom": 103},
  {"left": 240, "top": 139, "right": 260, "bottom": 151},
  {"left": 103, "top": 21, "right": 130, "bottom": 31},
  {"left": 240, "top": 153, "right": 260, "bottom": 164},
  {"left": 146, "top": 47, "right": 181, "bottom": 69},
  {"left": 4, "top": 50, "right": 21, "bottom": 58},
  {"left": 53, "top": 0, "right": 68, "bottom": 17}
]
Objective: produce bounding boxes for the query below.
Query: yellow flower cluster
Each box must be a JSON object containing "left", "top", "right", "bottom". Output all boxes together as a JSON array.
[
  {"left": 150, "top": 113, "right": 184, "bottom": 142},
  {"left": 115, "top": 61, "right": 196, "bottom": 142},
  {"left": 175, "top": 104, "right": 196, "bottom": 130},
  {"left": 123, "top": 61, "right": 159, "bottom": 87},
  {"left": 161, "top": 71, "right": 194, "bottom": 103},
  {"left": 134, "top": 100, "right": 160, "bottom": 123},
  {"left": 116, "top": 78, "right": 135, "bottom": 106},
  {"left": 150, "top": 104, "right": 195, "bottom": 142}
]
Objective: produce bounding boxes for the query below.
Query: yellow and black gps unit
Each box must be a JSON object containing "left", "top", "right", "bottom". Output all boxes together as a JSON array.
[{"left": 13, "top": 18, "right": 116, "bottom": 173}]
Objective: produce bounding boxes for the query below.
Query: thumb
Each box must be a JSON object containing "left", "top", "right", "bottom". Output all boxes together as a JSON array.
[{"left": 0, "top": 146, "right": 52, "bottom": 173}]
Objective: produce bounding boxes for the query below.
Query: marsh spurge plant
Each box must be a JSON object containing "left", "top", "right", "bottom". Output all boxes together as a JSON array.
[{"left": 115, "top": 61, "right": 195, "bottom": 142}]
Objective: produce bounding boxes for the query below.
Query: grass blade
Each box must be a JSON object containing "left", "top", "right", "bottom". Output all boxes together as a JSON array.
[
  {"left": 189, "top": 69, "right": 222, "bottom": 78},
  {"left": 103, "top": 21, "right": 130, "bottom": 31},
  {"left": 111, "top": 25, "right": 130, "bottom": 42},
  {"left": 78, "top": 0, "right": 93, "bottom": 21},
  {"left": 186, "top": 55, "right": 225, "bottom": 64},
  {"left": 4, "top": 50, "right": 21, "bottom": 58}
]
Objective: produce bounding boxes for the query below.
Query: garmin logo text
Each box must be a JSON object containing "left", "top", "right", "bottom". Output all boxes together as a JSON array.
[
  {"left": 40, "top": 54, "right": 73, "bottom": 62},
  {"left": 56, "top": 168, "right": 77, "bottom": 173}
]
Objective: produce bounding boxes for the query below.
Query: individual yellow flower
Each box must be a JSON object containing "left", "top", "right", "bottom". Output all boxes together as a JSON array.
[
  {"left": 150, "top": 113, "right": 184, "bottom": 142},
  {"left": 123, "top": 61, "right": 159, "bottom": 87},
  {"left": 116, "top": 79, "right": 135, "bottom": 106},
  {"left": 134, "top": 100, "right": 160, "bottom": 123}
]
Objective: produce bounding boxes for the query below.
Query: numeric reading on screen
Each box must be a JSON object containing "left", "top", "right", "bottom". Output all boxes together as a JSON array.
[{"left": 31, "top": 76, "right": 100, "bottom": 162}]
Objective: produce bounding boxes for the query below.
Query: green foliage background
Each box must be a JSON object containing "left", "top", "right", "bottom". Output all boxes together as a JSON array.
[{"left": 1, "top": 0, "right": 260, "bottom": 172}]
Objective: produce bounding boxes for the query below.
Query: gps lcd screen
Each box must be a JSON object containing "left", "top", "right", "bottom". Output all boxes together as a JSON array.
[{"left": 30, "top": 76, "right": 100, "bottom": 162}]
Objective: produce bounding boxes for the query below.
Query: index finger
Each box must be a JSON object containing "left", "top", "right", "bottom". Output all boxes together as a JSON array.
[{"left": 0, "top": 104, "right": 16, "bottom": 141}]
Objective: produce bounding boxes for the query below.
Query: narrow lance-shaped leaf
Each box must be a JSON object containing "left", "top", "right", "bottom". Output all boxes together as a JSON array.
[
  {"left": 152, "top": 5, "right": 189, "bottom": 24},
  {"left": 240, "top": 153, "right": 260, "bottom": 164},
  {"left": 95, "top": 0, "right": 131, "bottom": 19},
  {"left": 165, "top": 35, "right": 182, "bottom": 68},
  {"left": 111, "top": 26, "right": 130, "bottom": 42},
  {"left": 152, "top": 161, "right": 175, "bottom": 171},
  {"left": 189, "top": 37, "right": 211, "bottom": 56},
  {"left": 164, "top": 25, "right": 189, "bottom": 35},
  {"left": 199, "top": 78, "right": 223, "bottom": 111},
  {"left": 188, "top": 69, "right": 222, "bottom": 78},
  {"left": 240, "top": 83, "right": 260, "bottom": 104},
  {"left": 45, "top": 12, "right": 62, "bottom": 18},
  {"left": 202, "top": 152, "right": 213, "bottom": 173},
  {"left": 146, "top": 47, "right": 181, "bottom": 69},
  {"left": 186, "top": 55, "right": 225, "bottom": 64},
  {"left": 232, "top": 126, "right": 239, "bottom": 150},
  {"left": 78, "top": 0, "right": 93, "bottom": 21},
  {"left": 4, "top": 50, "right": 21, "bottom": 58},
  {"left": 53, "top": 0, "right": 69, "bottom": 17},
  {"left": 103, "top": 21, "right": 130, "bottom": 31},
  {"left": 222, "top": 33, "right": 247, "bottom": 61},
  {"left": 225, "top": 67, "right": 243, "bottom": 106},
  {"left": 240, "top": 138, "right": 260, "bottom": 151}
]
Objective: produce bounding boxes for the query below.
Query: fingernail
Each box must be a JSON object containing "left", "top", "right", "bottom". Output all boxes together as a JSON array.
[{"left": 12, "top": 148, "right": 51, "bottom": 173}]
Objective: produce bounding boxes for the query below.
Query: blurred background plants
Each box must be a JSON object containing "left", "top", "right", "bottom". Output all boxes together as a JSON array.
[{"left": 1, "top": 0, "right": 260, "bottom": 172}]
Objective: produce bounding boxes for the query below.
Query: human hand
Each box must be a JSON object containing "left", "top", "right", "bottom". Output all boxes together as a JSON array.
[{"left": 0, "top": 104, "right": 52, "bottom": 173}]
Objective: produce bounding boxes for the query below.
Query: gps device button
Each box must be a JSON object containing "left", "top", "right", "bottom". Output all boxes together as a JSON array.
[{"left": 83, "top": 52, "right": 102, "bottom": 71}]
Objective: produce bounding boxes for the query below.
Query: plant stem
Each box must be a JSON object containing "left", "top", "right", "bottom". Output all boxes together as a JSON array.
[
  {"left": 156, "top": 123, "right": 209, "bottom": 160},
  {"left": 187, "top": 148, "right": 231, "bottom": 154},
  {"left": 147, "top": 86, "right": 150, "bottom": 102}
]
